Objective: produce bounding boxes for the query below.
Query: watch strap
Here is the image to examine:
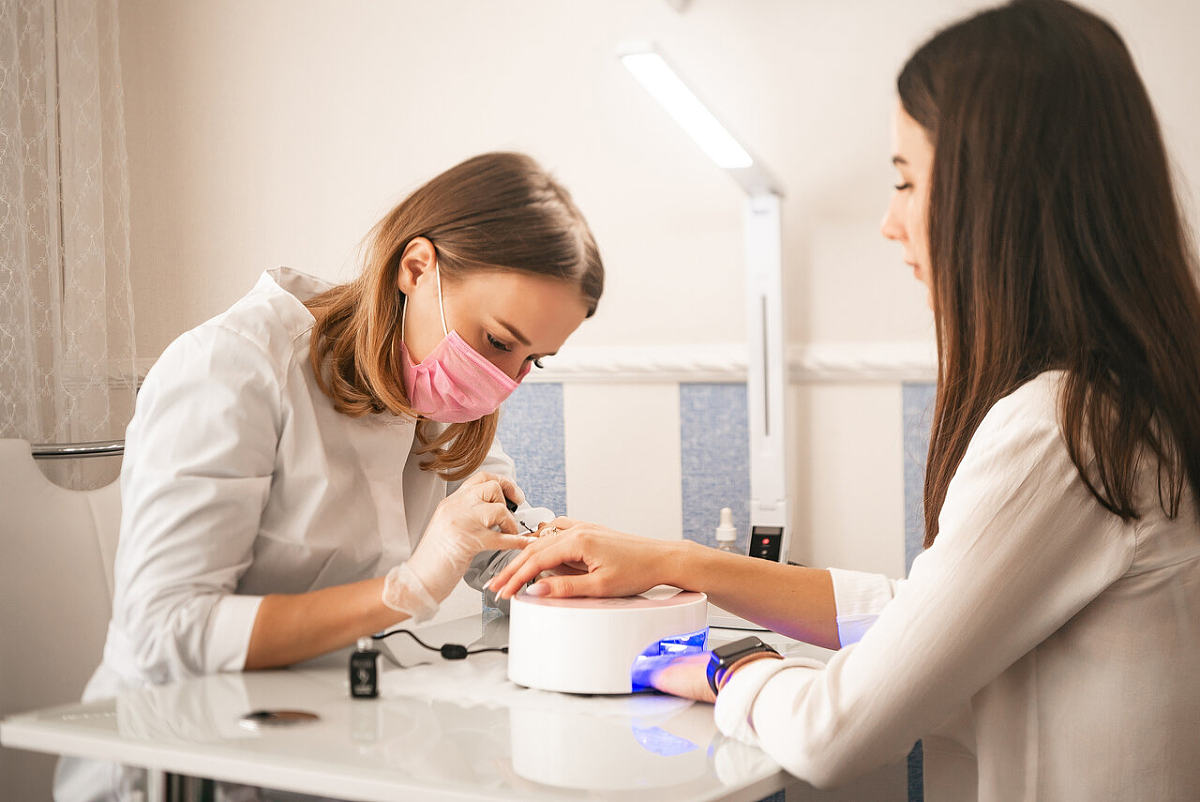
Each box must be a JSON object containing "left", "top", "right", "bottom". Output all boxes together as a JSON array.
[{"left": 707, "top": 637, "right": 780, "bottom": 696}]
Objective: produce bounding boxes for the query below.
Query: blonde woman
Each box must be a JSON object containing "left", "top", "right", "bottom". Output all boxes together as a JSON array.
[{"left": 58, "top": 152, "right": 603, "bottom": 800}]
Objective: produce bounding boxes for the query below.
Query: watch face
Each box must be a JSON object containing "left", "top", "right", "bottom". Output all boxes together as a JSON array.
[{"left": 713, "top": 636, "right": 767, "bottom": 660}]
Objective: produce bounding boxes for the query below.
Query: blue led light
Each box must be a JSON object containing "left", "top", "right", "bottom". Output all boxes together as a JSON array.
[
  {"left": 631, "top": 627, "right": 710, "bottom": 692},
  {"left": 642, "top": 626, "right": 709, "bottom": 655}
]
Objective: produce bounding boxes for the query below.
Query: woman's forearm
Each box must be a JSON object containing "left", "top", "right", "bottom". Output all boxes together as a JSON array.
[
  {"left": 667, "top": 541, "right": 840, "bottom": 649},
  {"left": 244, "top": 576, "right": 407, "bottom": 670}
]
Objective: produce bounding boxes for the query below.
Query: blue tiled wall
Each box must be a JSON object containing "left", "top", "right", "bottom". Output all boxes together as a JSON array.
[
  {"left": 496, "top": 382, "right": 567, "bottom": 517},
  {"left": 902, "top": 382, "right": 937, "bottom": 573},
  {"left": 679, "top": 383, "right": 751, "bottom": 552},
  {"left": 901, "top": 381, "right": 936, "bottom": 802}
]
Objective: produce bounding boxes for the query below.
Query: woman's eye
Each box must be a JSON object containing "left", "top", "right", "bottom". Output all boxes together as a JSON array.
[
  {"left": 894, "top": 182, "right": 913, "bottom": 191},
  {"left": 486, "top": 333, "right": 511, "bottom": 353}
]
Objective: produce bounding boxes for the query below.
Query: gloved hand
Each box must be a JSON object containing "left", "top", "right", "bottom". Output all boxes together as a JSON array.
[
  {"left": 463, "top": 505, "right": 558, "bottom": 614},
  {"left": 382, "top": 472, "right": 535, "bottom": 622},
  {"left": 512, "top": 506, "right": 557, "bottom": 536}
]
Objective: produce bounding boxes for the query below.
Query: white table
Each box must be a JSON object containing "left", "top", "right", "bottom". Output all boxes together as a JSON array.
[{"left": 1, "top": 614, "right": 907, "bottom": 801}]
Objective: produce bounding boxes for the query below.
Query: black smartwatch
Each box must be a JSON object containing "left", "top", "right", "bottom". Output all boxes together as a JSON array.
[{"left": 707, "top": 636, "right": 781, "bottom": 695}]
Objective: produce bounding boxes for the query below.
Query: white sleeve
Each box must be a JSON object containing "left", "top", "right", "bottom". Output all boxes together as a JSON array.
[
  {"left": 828, "top": 568, "right": 905, "bottom": 646},
  {"left": 714, "top": 384, "right": 1137, "bottom": 788},
  {"left": 112, "top": 325, "right": 281, "bottom": 683}
]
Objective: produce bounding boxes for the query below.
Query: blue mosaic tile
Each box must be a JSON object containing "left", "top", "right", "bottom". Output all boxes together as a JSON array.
[
  {"left": 496, "top": 382, "right": 567, "bottom": 517},
  {"left": 902, "top": 382, "right": 936, "bottom": 574},
  {"left": 902, "top": 382, "right": 936, "bottom": 802},
  {"left": 679, "top": 383, "right": 751, "bottom": 552},
  {"left": 908, "top": 739, "right": 925, "bottom": 802}
]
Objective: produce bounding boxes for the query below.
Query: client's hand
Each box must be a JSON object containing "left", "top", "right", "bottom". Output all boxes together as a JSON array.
[
  {"left": 487, "top": 518, "right": 680, "bottom": 600},
  {"left": 634, "top": 650, "right": 784, "bottom": 704},
  {"left": 633, "top": 652, "right": 716, "bottom": 704}
]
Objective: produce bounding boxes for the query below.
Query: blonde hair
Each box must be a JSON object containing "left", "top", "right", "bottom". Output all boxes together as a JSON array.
[{"left": 304, "top": 152, "right": 604, "bottom": 480}]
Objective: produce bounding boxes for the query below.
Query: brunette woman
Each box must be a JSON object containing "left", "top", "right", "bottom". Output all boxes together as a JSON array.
[{"left": 490, "top": 2, "right": 1200, "bottom": 797}]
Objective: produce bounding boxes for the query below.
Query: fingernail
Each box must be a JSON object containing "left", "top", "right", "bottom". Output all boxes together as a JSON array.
[{"left": 526, "top": 582, "right": 548, "bottom": 597}]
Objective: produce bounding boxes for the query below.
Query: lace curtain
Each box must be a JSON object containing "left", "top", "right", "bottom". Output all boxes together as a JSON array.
[{"left": 0, "top": 0, "right": 135, "bottom": 488}]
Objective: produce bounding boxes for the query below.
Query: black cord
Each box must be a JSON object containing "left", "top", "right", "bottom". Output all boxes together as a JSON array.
[{"left": 372, "top": 628, "right": 508, "bottom": 660}]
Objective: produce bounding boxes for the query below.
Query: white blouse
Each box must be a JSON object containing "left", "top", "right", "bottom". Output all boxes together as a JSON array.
[
  {"left": 715, "top": 371, "right": 1200, "bottom": 801},
  {"left": 85, "top": 267, "right": 515, "bottom": 697}
]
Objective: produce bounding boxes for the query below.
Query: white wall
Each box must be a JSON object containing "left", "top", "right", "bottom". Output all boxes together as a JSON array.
[{"left": 115, "top": 0, "right": 1200, "bottom": 576}]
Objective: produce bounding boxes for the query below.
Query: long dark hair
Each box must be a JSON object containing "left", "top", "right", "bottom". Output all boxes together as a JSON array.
[
  {"left": 899, "top": 0, "right": 1200, "bottom": 546},
  {"left": 305, "top": 152, "right": 604, "bottom": 480}
]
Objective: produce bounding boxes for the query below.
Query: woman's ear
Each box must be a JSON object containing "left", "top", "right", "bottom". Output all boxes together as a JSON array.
[{"left": 397, "top": 237, "right": 437, "bottom": 295}]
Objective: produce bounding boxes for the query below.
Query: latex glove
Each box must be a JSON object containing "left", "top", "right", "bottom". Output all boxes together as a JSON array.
[
  {"left": 512, "top": 506, "right": 557, "bottom": 535},
  {"left": 383, "top": 472, "right": 535, "bottom": 622},
  {"left": 462, "top": 507, "right": 558, "bottom": 614}
]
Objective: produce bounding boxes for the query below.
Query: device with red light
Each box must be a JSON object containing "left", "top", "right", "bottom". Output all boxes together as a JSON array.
[{"left": 748, "top": 525, "right": 785, "bottom": 561}]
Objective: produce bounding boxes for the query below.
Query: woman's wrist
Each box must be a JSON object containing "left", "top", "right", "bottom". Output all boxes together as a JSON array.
[
  {"left": 666, "top": 539, "right": 709, "bottom": 591},
  {"left": 715, "top": 651, "right": 785, "bottom": 693}
]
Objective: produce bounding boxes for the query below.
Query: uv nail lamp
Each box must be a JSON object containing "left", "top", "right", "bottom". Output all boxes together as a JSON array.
[{"left": 507, "top": 588, "right": 709, "bottom": 695}]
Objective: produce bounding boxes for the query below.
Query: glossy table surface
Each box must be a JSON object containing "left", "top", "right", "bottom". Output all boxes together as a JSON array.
[{"left": 1, "top": 613, "right": 844, "bottom": 801}]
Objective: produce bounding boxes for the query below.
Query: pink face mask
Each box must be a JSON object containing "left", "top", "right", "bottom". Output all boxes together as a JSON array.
[{"left": 399, "top": 262, "right": 530, "bottom": 424}]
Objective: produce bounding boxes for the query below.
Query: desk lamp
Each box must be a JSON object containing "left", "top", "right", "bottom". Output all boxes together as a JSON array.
[{"left": 619, "top": 44, "right": 792, "bottom": 564}]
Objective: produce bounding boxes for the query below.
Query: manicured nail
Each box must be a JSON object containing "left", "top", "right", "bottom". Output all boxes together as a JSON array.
[{"left": 526, "top": 582, "right": 548, "bottom": 597}]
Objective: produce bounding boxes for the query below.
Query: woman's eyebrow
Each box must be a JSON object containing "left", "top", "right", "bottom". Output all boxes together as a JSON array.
[
  {"left": 892, "top": 155, "right": 909, "bottom": 166},
  {"left": 494, "top": 318, "right": 532, "bottom": 347}
]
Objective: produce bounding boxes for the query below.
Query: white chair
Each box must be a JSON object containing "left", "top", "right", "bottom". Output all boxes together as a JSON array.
[{"left": 0, "top": 439, "right": 121, "bottom": 800}]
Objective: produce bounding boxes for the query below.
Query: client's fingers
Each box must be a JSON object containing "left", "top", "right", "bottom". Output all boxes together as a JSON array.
[
  {"left": 488, "top": 545, "right": 549, "bottom": 598},
  {"left": 488, "top": 536, "right": 545, "bottom": 588},
  {"left": 524, "top": 572, "right": 601, "bottom": 598},
  {"left": 490, "top": 533, "right": 538, "bottom": 551},
  {"left": 490, "top": 536, "right": 588, "bottom": 599}
]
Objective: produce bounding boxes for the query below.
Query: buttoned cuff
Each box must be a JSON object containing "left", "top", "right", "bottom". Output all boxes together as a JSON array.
[
  {"left": 714, "top": 656, "right": 822, "bottom": 746},
  {"left": 204, "top": 593, "right": 264, "bottom": 673},
  {"left": 828, "top": 567, "right": 900, "bottom": 647}
]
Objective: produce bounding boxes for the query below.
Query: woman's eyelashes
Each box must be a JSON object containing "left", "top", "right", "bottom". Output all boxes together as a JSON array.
[
  {"left": 894, "top": 181, "right": 913, "bottom": 191},
  {"left": 487, "top": 332, "right": 545, "bottom": 369}
]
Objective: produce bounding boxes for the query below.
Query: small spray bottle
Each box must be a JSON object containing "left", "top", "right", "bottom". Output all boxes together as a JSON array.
[{"left": 715, "top": 507, "right": 738, "bottom": 553}]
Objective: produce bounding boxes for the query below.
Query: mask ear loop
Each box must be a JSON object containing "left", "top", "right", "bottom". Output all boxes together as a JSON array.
[
  {"left": 399, "top": 258, "right": 450, "bottom": 342},
  {"left": 400, "top": 293, "right": 408, "bottom": 342},
  {"left": 434, "top": 260, "right": 450, "bottom": 336}
]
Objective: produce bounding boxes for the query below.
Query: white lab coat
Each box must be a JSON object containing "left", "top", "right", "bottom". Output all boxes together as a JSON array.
[
  {"left": 714, "top": 371, "right": 1200, "bottom": 800},
  {"left": 56, "top": 267, "right": 517, "bottom": 801}
]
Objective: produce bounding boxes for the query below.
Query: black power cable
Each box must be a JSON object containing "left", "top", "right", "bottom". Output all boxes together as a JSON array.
[{"left": 371, "top": 628, "right": 507, "bottom": 660}]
